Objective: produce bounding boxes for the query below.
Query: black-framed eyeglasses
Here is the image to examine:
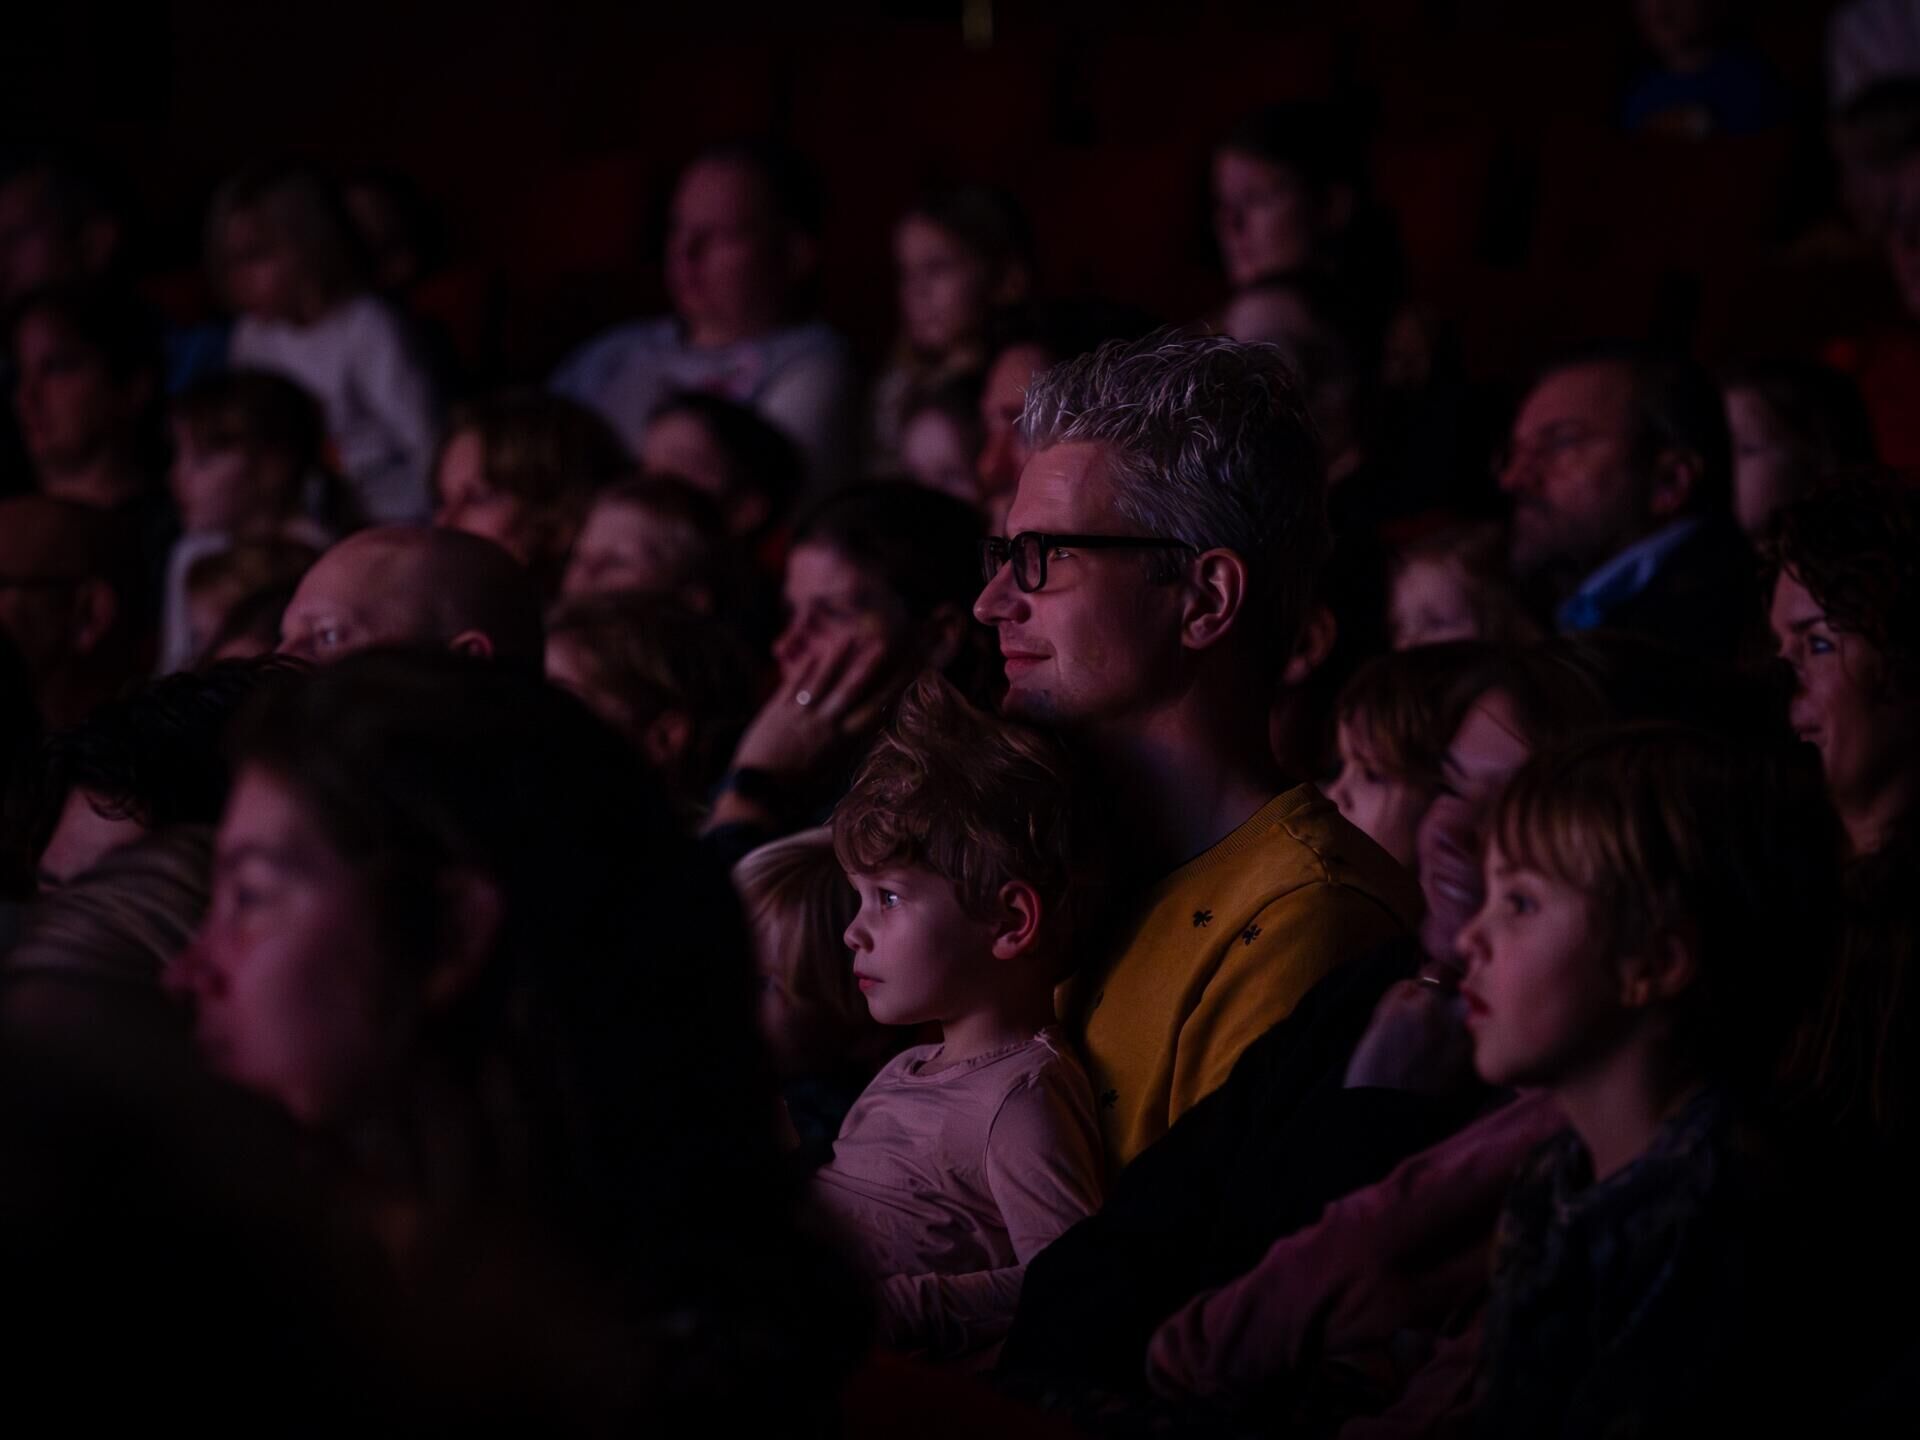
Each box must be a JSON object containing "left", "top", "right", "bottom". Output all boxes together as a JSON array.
[{"left": 980, "top": 531, "right": 1195, "bottom": 594}]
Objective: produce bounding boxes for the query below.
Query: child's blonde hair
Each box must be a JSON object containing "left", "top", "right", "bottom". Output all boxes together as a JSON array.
[
  {"left": 205, "top": 164, "right": 363, "bottom": 312},
  {"left": 733, "top": 828, "right": 893, "bottom": 1073}
]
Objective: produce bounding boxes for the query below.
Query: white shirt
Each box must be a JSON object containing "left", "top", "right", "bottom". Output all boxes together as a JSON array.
[{"left": 230, "top": 294, "right": 442, "bottom": 524}]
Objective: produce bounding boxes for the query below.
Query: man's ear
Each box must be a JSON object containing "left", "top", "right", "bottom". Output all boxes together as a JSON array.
[
  {"left": 1648, "top": 448, "right": 1701, "bottom": 520},
  {"left": 1181, "top": 548, "right": 1251, "bottom": 653},
  {"left": 448, "top": 629, "right": 495, "bottom": 660},
  {"left": 1619, "top": 930, "right": 1698, "bottom": 1010},
  {"left": 1280, "top": 602, "right": 1337, "bottom": 686},
  {"left": 991, "top": 880, "right": 1043, "bottom": 961},
  {"left": 423, "top": 868, "right": 503, "bottom": 1011}
]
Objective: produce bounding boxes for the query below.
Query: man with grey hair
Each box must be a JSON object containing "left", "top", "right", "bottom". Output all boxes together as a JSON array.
[
  {"left": 277, "top": 527, "right": 544, "bottom": 669},
  {"left": 975, "top": 331, "right": 1418, "bottom": 1169}
]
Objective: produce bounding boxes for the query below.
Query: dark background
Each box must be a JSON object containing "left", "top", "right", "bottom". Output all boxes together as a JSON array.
[{"left": 2, "top": 1, "right": 1861, "bottom": 382}]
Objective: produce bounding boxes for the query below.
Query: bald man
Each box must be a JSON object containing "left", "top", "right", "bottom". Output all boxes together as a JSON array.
[{"left": 278, "top": 527, "right": 544, "bottom": 666}]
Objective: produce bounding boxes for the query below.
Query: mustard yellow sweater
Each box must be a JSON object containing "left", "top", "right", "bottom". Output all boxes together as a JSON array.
[{"left": 1061, "top": 785, "right": 1422, "bottom": 1171}]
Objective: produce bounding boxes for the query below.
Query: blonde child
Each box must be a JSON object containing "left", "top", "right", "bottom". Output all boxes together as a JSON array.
[
  {"left": 813, "top": 673, "right": 1101, "bottom": 1359},
  {"left": 211, "top": 163, "right": 441, "bottom": 524},
  {"left": 732, "top": 829, "right": 908, "bottom": 1160}
]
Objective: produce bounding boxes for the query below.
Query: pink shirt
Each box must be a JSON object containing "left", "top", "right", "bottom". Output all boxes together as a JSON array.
[{"left": 811, "top": 1027, "right": 1103, "bottom": 1358}]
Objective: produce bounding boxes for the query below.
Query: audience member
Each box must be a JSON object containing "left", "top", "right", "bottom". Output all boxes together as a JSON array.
[
  {"left": 1721, "top": 358, "right": 1876, "bottom": 537},
  {"left": 1212, "top": 103, "right": 1400, "bottom": 302},
  {"left": 544, "top": 592, "right": 762, "bottom": 821},
  {"left": 1388, "top": 522, "right": 1546, "bottom": 651},
  {"left": 703, "top": 483, "right": 990, "bottom": 860},
  {"left": 639, "top": 389, "right": 805, "bottom": 544},
  {"left": 1325, "top": 642, "right": 1494, "bottom": 869},
  {"left": 0, "top": 153, "right": 223, "bottom": 397},
  {"left": 733, "top": 827, "right": 903, "bottom": 1161},
  {"left": 212, "top": 163, "right": 443, "bottom": 524},
  {"left": 0, "top": 495, "right": 148, "bottom": 729},
  {"left": 432, "top": 389, "right": 627, "bottom": 598},
  {"left": 182, "top": 540, "right": 319, "bottom": 671},
  {"left": 0, "top": 155, "right": 126, "bottom": 309},
  {"left": 1462, "top": 728, "right": 1840, "bottom": 1435},
  {"left": 159, "top": 370, "right": 334, "bottom": 672},
  {"left": 1218, "top": 269, "right": 1376, "bottom": 491},
  {"left": 552, "top": 143, "right": 858, "bottom": 490},
  {"left": 1500, "top": 342, "right": 1756, "bottom": 659},
  {"left": 976, "top": 333, "right": 1419, "bottom": 1169},
  {"left": 14, "top": 658, "right": 290, "bottom": 892},
  {"left": 277, "top": 527, "right": 543, "bottom": 667},
  {"left": 872, "top": 187, "right": 1033, "bottom": 469},
  {"left": 896, "top": 374, "right": 986, "bottom": 505},
  {"left": 171, "top": 651, "right": 861, "bottom": 1429},
  {"left": 560, "top": 477, "right": 733, "bottom": 612},
  {"left": 10, "top": 287, "right": 168, "bottom": 559},
  {"left": 1769, "top": 483, "right": 1920, "bottom": 1157},
  {"left": 818, "top": 673, "right": 1100, "bottom": 1359}
]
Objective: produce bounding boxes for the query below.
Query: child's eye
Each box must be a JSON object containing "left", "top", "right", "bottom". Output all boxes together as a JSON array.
[
  {"left": 878, "top": 889, "right": 901, "bottom": 910},
  {"left": 1361, "top": 767, "right": 1386, "bottom": 786},
  {"left": 1502, "top": 889, "right": 1535, "bottom": 917},
  {"left": 1807, "top": 634, "right": 1835, "bottom": 656}
]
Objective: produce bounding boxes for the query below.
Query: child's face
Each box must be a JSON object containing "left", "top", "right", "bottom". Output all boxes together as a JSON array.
[
  {"left": 562, "top": 500, "right": 695, "bottom": 601},
  {"left": 434, "top": 430, "right": 534, "bottom": 564},
  {"left": 1724, "top": 387, "right": 1803, "bottom": 540},
  {"left": 1456, "top": 836, "right": 1624, "bottom": 1089},
  {"left": 842, "top": 864, "right": 1000, "bottom": 1030},
  {"left": 1414, "top": 689, "right": 1533, "bottom": 966},
  {"left": 900, "top": 408, "right": 982, "bottom": 505},
  {"left": 895, "top": 216, "right": 992, "bottom": 357},
  {"left": 1389, "top": 557, "right": 1478, "bottom": 650},
  {"left": 170, "top": 424, "right": 273, "bottom": 534},
  {"left": 1325, "top": 720, "right": 1429, "bottom": 870},
  {"left": 219, "top": 210, "right": 305, "bottom": 322}
]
